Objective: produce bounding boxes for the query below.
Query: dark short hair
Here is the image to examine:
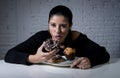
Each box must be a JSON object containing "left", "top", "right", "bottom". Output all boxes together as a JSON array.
[{"left": 49, "top": 5, "right": 73, "bottom": 26}]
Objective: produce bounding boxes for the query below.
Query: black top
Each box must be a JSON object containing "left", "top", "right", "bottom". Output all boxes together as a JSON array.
[{"left": 4, "top": 30, "right": 110, "bottom": 67}]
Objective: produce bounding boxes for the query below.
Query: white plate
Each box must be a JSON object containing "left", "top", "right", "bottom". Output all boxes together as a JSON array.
[{"left": 42, "top": 56, "right": 74, "bottom": 67}]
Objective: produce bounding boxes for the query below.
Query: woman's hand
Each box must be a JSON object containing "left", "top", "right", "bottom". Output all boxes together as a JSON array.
[
  {"left": 71, "top": 57, "right": 91, "bottom": 69},
  {"left": 28, "top": 42, "right": 57, "bottom": 63}
]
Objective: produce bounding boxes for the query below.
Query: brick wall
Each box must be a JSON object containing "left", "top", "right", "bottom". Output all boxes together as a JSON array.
[{"left": 0, "top": 0, "right": 120, "bottom": 59}]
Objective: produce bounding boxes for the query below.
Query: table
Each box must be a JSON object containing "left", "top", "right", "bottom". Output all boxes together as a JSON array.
[{"left": 0, "top": 58, "right": 120, "bottom": 78}]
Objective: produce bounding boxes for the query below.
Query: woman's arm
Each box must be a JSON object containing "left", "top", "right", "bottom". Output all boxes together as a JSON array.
[
  {"left": 83, "top": 39, "right": 110, "bottom": 67},
  {"left": 74, "top": 33, "right": 110, "bottom": 67},
  {"left": 4, "top": 31, "right": 50, "bottom": 65}
]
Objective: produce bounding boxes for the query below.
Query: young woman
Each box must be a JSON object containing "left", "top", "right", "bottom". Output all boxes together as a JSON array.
[{"left": 4, "top": 5, "right": 110, "bottom": 69}]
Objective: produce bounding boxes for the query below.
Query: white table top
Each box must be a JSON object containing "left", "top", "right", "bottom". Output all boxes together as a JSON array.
[{"left": 0, "top": 58, "right": 120, "bottom": 78}]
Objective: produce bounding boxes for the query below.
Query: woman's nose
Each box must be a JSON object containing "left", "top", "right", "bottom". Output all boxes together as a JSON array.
[{"left": 56, "top": 26, "right": 61, "bottom": 34}]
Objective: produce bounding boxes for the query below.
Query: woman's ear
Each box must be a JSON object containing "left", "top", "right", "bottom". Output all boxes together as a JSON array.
[
  {"left": 70, "top": 26, "right": 72, "bottom": 30},
  {"left": 69, "top": 24, "right": 72, "bottom": 29},
  {"left": 70, "top": 22, "right": 73, "bottom": 28}
]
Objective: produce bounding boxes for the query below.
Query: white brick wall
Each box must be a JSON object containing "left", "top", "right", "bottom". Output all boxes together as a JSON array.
[
  {"left": 0, "top": 0, "right": 18, "bottom": 59},
  {"left": 0, "top": 0, "right": 120, "bottom": 59}
]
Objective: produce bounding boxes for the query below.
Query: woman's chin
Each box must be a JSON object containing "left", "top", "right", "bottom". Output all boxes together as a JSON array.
[
  {"left": 54, "top": 39, "right": 62, "bottom": 43},
  {"left": 52, "top": 38, "right": 63, "bottom": 43},
  {"left": 55, "top": 39, "right": 61, "bottom": 42},
  {"left": 52, "top": 38, "right": 60, "bottom": 41}
]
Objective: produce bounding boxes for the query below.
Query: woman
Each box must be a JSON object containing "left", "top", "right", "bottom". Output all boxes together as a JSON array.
[{"left": 4, "top": 5, "right": 110, "bottom": 69}]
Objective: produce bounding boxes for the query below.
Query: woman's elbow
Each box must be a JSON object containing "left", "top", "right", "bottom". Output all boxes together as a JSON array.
[
  {"left": 104, "top": 52, "right": 110, "bottom": 63},
  {"left": 4, "top": 49, "right": 16, "bottom": 63}
]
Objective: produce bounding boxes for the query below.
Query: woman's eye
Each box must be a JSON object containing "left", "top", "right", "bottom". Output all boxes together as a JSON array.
[
  {"left": 60, "top": 24, "right": 67, "bottom": 28},
  {"left": 51, "top": 24, "right": 56, "bottom": 27}
]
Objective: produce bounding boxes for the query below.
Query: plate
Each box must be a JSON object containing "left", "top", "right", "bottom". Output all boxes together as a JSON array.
[{"left": 42, "top": 56, "right": 74, "bottom": 67}]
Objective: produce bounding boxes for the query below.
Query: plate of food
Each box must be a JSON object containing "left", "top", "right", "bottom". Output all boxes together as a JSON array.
[
  {"left": 42, "top": 56, "right": 74, "bottom": 67},
  {"left": 42, "top": 38, "right": 76, "bottom": 67}
]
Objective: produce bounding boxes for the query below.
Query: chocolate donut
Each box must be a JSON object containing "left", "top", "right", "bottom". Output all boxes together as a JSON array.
[
  {"left": 48, "top": 54, "right": 66, "bottom": 63},
  {"left": 43, "top": 38, "right": 59, "bottom": 52}
]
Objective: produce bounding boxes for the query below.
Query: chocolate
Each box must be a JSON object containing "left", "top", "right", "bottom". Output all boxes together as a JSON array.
[
  {"left": 43, "top": 38, "right": 59, "bottom": 52},
  {"left": 47, "top": 54, "right": 66, "bottom": 63}
]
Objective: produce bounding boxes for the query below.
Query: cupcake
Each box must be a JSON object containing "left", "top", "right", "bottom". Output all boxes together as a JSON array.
[
  {"left": 43, "top": 38, "right": 59, "bottom": 52},
  {"left": 64, "top": 47, "right": 76, "bottom": 60}
]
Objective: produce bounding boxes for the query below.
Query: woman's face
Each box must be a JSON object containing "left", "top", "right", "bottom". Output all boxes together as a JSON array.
[{"left": 48, "top": 15, "right": 71, "bottom": 43}]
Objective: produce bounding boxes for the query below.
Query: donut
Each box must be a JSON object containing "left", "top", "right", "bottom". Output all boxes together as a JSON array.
[
  {"left": 47, "top": 54, "right": 65, "bottom": 63},
  {"left": 43, "top": 38, "right": 59, "bottom": 52}
]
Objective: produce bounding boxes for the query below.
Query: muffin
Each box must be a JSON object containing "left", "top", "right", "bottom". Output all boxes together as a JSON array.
[
  {"left": 64, "top": 47, "right": 76, "bottom": 60},
  {"left": 43, "top": 38, "right": 59, "bottom": 52}
]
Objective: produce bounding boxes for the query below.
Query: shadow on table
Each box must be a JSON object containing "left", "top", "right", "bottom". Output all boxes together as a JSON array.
[
  {"left": 36, "top": 58, "right": 120, "bottom": 69},
  {"left": 92, "top": 58, "right": 120, "bottom": 69},
  {"left": 109, "top": 58, "right": 120, "bottom": 64}
]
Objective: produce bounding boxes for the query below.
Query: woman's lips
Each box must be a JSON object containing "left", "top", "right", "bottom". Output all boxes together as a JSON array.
[{"left": 55, "top": 35, "right": 61, "bottom": 40}]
